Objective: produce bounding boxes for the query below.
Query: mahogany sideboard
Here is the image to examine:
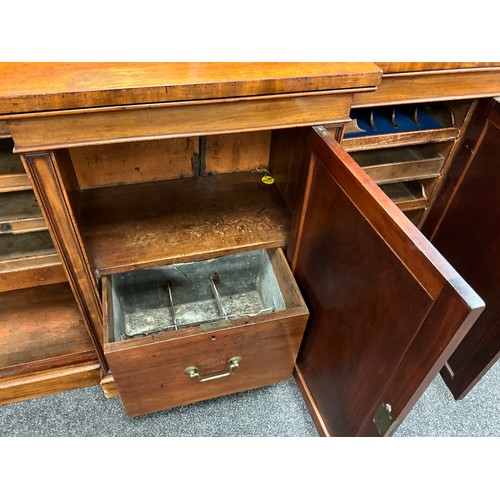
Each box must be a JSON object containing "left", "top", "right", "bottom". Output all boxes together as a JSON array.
[{"left": 0, "top": 62, "right": 499, "bottom": 436}]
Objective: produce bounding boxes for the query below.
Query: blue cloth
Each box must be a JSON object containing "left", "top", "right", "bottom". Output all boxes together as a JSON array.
[{"left": 345, "top": 107, "right": 443, "bottom": 137}]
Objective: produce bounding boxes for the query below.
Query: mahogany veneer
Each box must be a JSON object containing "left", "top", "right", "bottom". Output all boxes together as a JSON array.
[{"left": 0, "top": 63, "right": 499, "bottom": 436}]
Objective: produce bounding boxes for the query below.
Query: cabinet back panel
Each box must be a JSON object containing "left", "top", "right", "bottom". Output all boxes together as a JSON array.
[
  {"left": 205, "top": 131, "right": 271, "bottom": 175},
  {"left": 70, "top": 138, "right": 199, "bottom": 189},
  {"left": 70, "top": 132, "right": 271, "bottom": 189}
]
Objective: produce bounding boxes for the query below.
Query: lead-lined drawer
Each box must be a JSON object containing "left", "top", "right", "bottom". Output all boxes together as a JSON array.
[{"left": 103, "top": 247, "right": 309, "bottom": 417}]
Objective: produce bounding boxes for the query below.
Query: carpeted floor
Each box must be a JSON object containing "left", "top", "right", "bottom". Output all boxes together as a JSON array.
[{"left": 0, "top": 360, "right": 498, "bottom": 437}]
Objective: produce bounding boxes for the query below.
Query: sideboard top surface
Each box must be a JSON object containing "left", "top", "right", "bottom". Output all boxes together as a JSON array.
[
  {"left": 375, "top": 62, "right": 500, "bottom": 73},
  {"left": 0, "top": 62, "right": 382, "bottom": 114}
]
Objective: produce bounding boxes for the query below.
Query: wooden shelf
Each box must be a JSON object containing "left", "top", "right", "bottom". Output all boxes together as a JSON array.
[
  {"left": 340, "top": 102, "right": 465, "bottom": 152},
  {"left": 0, "top": 148, "right": 31, "bottom": 193},
  {"left": 342, "top": 127, "right": 459, "bottom": 152},
  {"left": 0, "top": 232, "right": 65, "bottom": 292},
  {"left": 0, "top": 173, "right": 31, "bottom": 193},
  {"left": 80, "top": 172, "right": 292, "bottom": 276},
  {"left": 0, "top": 282, "right": 97, "bottom": 379},
  {"left": 380, "top": 181, "right": 428, "bottom": 211},
  {"left": 0, "top": 231, "right": 56, "bottom": 265},
  {"left": 0, "top": 191, "right": 46, "bottom": 234},
  {"left": 0, "top": 253, "right": 65, "bottom": 293},
  {"left": 350, "top": 144, "right": 446, "bottom": 185}
]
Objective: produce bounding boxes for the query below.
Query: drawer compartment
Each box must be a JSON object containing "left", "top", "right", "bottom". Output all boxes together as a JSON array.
[
  {"left": 350, "top": 144, "right": 445, "bottom": 184},
  {"left": 103, "top": 248, "right": 309, "bottom": 416}
]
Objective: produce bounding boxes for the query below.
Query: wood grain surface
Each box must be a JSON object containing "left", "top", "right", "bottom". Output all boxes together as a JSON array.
[
  {"left": 0, "top": 62, "right": 382, "bottom": 113},
  {"left": 205, "top": 131, "right": 271, "bottom": 175},
  {"left": 70, "top": 137, "right": 199, "bottom": 189},
  {"left": 8, "top": 91, "right": 355, "bottom": 152},
  {"left": 353, "top": 68, "right": 500, "bottom": 107},
  {"left": 290, "top": 128, "right": 483, "bottom": 436},
  {"left": 80, "top": 172, "right": 292, "bottom": 275},
  {"left": 21, "top": 151, "right": 106, "bottom": 370},
  {"left": 0, "top": 361, "right": 100, "bottom": 406},
  {"left": 426, "top": 99, "right": 500, "bottom": 399},
  {"left": 376, "top": 62, "right": 500, "bottom": 73},
  {"left": 0, "top": 252, "right": 65, "bottom": 293},
  {"left": 0, "top": 283, "right": 96, "bottom": 376}
]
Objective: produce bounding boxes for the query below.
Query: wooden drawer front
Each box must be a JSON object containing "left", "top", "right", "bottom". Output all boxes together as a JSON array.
[
  {"left": 103, "top": 248, "right": 308, "bottom": 416},
  {"left": 105, "top": 314, "right": 307, "bottom": 417}
]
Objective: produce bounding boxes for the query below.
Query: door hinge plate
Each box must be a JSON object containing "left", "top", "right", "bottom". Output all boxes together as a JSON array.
[{"left": 373, "top": 402, "right": 393, "bottom": 436}]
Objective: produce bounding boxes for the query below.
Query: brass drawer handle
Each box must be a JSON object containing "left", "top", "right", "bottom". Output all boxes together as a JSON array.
[{"left": 184, "top": 356, "right": 242, "bottom": 383}]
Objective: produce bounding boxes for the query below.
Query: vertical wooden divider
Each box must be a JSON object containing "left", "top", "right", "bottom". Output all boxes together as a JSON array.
[{"left": 22, "top": 150, "right": 107, "bottom": 375}]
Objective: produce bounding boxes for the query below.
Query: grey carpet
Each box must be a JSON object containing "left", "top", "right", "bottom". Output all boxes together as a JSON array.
[
  {"left": 0, "top": 378, "right": 318, "bottom": 437},
  {"left": 394, "top": 359, "right": 500, "bottom": 437},
  {"left": 1, "top": 360, "right": 498, "bottom": 437}
]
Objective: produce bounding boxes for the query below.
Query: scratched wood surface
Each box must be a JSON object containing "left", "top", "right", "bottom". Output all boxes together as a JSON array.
[
  {"left": 70, "top": 137, "right": 199, "bottom": 189},
  {"left": 80, "top": 172, "right": 292, "bottom": 276},
  {"left": 0, "top": 283, "right": 96, "bottom": 377}
]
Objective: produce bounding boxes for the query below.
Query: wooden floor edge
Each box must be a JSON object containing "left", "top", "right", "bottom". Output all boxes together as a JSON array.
[
  {"left": 0, "top": 361, "right": 101, "bottom": 406},
  {"left": 293, "top": 365, "right": 331, "bottom": 437}
]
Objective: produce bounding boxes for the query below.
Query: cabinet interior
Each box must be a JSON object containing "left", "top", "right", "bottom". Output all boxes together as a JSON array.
[
  {"left": 58, "top": 99, "right": 476, "bottom": 278},
  {"left": 341, "top": 99, "right": 476, "bottom": 227},
  {"left": 108, "top": 248, "right": 288, "bottom": 342},
  {"left": 64, "top": 129, "right": 306, "bottom": 279}
]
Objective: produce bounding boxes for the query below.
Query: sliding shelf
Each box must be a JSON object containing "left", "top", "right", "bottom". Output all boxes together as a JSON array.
[
  {"left": 0, "top": 191, "right": 46, "bottom": 234},
  {"left": 341, "top": 102, "right": 462, "bottom": 152},
  {"left": 350, "top": 144, "right": 446, "bottom": 185},
  {"left": 380, "top": 181, "right": 428, "bottom": 212},
  {"left": 0, "top": 282, "right": 100, "bottom": 404},
  {"left": 0, "top": 232, "right": 65, "bottom": 292},
  {"left": 0, "top": 148, "right": 31, "bottom": 193},
  {"left": 80, "top": 172, "right": 292, "bottom": 276},
  {"left": 342, "top": 127, "right": 459, "bottom": 152}
]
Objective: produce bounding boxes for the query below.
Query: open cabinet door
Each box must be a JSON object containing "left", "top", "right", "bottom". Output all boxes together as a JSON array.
[
  {"left": 290, "top": 127, "right": 484, "bottom": 437},
  {"left": 423, "top": 98, "right": 500, "bottom": 399}
]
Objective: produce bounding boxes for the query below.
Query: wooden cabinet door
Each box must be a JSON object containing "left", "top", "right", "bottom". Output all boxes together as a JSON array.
[
  {"left": 289, "top": 126, "right": 484, "bottom": 437},
  {"left": 422, "top": 98, "right": 500, "bottom": 399}
]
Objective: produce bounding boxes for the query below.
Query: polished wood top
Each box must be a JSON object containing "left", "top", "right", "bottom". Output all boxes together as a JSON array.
[
  {"left": 0, "top": 62, "right": 382, "bottom": 114},
  {"left": 376, "top": 62, "right": 500, "bottom": 73}
]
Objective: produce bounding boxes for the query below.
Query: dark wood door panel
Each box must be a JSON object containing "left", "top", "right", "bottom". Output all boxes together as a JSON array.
[
  {"left": 291, "top": 127, "right": 484, "bottom": 436},
  {"left": 426, "top": 99, "right": 500, "bottom": 398}
]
